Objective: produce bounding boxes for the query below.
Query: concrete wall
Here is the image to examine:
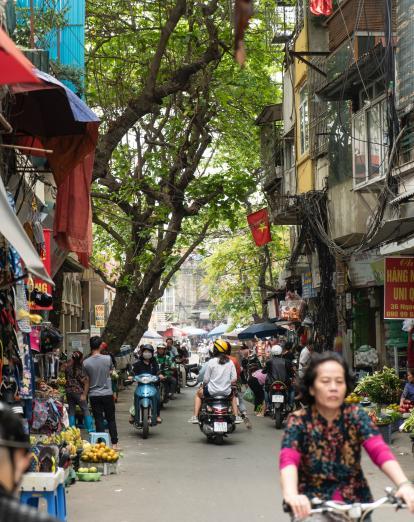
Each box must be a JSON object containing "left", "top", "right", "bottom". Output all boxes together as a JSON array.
[{"left": 328, "top": 179, "right": 377, "bottom": 244}]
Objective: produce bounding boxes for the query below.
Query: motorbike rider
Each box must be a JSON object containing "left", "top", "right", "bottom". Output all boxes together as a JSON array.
[
  {"left": 0, "top": 404, "right": 59, "bottom": 522},
  {"left": 130, "top": 344, "right": 164, "bottom": 424},
  {"left": 174, "top": 341, "right": 189, "bottom": 387},
  {"left": 263, "top": 345, "right": 293, "bottom": 414},
  {"left": 189, "top": 339, "right": 241, "bottom": 424},
  {"left": 166, "top": 337, "right": 178, "bottom": 358},
  {"left": 155, "top": 343, "right": 177, "bottom": 400},
  {"left": 239, "top": 343, "right": 262, "bottom": 384}
]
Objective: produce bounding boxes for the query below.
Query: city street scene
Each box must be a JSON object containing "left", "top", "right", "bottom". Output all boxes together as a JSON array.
[{"left": 2, "top": 0, "right": 414, "bottom": 521}]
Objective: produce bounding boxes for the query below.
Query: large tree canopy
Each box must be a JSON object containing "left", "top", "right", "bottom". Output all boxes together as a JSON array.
[{"left": 85, "top": 0, "right": 283, "bottom": 350}]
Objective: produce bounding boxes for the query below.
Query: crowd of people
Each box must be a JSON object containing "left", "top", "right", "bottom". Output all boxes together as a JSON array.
[{"left": 3, "top": 334, "right": 414, "bottom": 521}]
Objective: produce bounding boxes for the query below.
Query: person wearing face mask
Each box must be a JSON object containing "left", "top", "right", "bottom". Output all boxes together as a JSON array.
[
  {"left": 0, "top": 404, "right": 58, "bottom": 522},
  {"left": 132, "top": 345, "right": 163, "bottom": 424}
]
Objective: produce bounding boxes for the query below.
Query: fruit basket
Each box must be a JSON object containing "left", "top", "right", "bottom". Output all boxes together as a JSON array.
[{"left": 76, "top": 472, "right": 101, "bottom": 482}]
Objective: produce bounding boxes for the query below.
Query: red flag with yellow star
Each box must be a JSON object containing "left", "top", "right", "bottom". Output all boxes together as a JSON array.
[{"left": 247, "top": 208, "right": 272, "bottom": 246}]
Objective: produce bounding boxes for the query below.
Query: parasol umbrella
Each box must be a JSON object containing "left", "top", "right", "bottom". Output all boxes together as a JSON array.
[
  {"left": 8, "top": 69, "right": 100, "bottom": 186},
  {"left": 223, "top": 327, "right": 245, "bottom": 340},
  {"left": 183, "top": 326, "right": 208, "bottom": 337},
  {"left": 142, "top": 329, "right": 163, "bottom": 340},
  {"left": 163, "top": 327, "right": 187, "bottom": 338},
  {"left": 238, "top": 322, "right": 287, "bottom": 340},
  {"left": 207, "top": 323, "right": 230, "bottom": 338},
  {"left": 0, "top": 27, "right": 40, "bottom": 85}
]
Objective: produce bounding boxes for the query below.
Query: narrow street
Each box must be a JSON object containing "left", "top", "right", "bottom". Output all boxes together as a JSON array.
[{"left": 68, "top": 387, "right": 413, "bottom": 522}]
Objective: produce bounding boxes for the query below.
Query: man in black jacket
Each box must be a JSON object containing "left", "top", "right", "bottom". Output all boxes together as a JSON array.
[{"left": 0, "top": 404, "right": 58, "bottom": 522}]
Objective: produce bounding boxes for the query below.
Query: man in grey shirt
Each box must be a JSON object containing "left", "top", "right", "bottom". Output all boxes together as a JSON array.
[{"left": 83, "top": 337, "right": 119, "bottom": 449}]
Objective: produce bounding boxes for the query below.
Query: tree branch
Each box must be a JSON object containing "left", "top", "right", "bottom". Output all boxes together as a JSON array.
[
  {"left": 92, "top": 212, "right": 127, "bottom": 247},
  {"left": 90, "top": 263, "right": 118, "bottom": 289}
]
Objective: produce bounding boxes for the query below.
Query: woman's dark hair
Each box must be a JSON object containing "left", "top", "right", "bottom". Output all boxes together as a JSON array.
[
  {"left": 299, "top": 351, "right": 354, "bottom": 405},
  {"left": 218, "top": 354, "right": 230, "bottom": 365}
]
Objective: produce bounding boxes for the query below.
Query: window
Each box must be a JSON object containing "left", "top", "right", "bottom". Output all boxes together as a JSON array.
[
  {"left": 284, "top": 138, "right": 295, "bottom": 169},
  {"left": 299, "top": 85, "right": 309, "bottom": 155},
  {"left": 352, "top": 97, "right": 388, "bottom": 187}
]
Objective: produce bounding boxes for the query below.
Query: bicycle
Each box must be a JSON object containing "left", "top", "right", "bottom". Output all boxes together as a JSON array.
[{"left": 283, "top": 488, "right": 406, "bottom": 521}]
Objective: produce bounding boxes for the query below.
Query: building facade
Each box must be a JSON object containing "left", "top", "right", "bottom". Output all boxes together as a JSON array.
[{"left": 264, "top": 0, "right": 414, "bottom": 374}]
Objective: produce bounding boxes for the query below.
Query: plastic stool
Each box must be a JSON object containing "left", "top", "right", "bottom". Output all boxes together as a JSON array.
[
  {"left": 20, "top": 468, "right": 67, "bottom": 522},
  {"left": 89, "top": 432, "right": 111, "bottom": 446}
]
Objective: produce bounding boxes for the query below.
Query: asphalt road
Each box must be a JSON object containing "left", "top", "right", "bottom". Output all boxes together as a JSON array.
[{"left": 68, "top": 386, "right": 414, "bottom": 522}]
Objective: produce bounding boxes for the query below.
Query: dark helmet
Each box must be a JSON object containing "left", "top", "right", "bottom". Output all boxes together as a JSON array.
[
  {"left": 0, "top": 404, "right": 30, "bottom": 451},
  {"left": 213, "top": 339, "right": 231, "bottom": 356},
  {"left": 141, "top": 344, "right": 154, "bottom": 353}
]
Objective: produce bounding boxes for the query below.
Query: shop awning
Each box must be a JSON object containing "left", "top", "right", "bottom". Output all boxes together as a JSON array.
[
  {"left": 0, "top": 177, "right": 53, "bottom": 286},
  {"left": 0, "top": 27, "right": 40, "bottom": 85}
]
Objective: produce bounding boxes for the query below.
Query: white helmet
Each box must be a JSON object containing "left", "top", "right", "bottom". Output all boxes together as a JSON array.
[{"left": 271, "top": 345, "right": 283, "bottom": 356}]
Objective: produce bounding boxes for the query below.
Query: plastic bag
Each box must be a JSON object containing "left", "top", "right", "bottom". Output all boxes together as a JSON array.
[{"left": 243, "top": 387, "right": 255, "bottom": 404}]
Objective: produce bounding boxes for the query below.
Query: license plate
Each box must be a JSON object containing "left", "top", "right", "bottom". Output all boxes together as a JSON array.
[
  {"left": 272, "top": 395, "right": 284, "bottom": 403},
  {"left": 214, "top": 422, "right": 228, "bottom": 433}
]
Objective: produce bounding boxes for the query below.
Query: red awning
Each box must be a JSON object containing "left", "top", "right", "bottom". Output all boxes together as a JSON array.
[{"left": 0, "top": 28, "right": 40, "bottom": 85}]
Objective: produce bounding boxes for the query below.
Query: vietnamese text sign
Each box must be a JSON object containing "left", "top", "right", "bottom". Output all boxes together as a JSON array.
[
  {"left": 95, "top": 304, "right": 105, "bottom": 327},
  {"left": 30, "top": 229, "right": 53, "bottom": 311},
  {"left": 384, "top": 257, "right": 414, "bottom": 319}
]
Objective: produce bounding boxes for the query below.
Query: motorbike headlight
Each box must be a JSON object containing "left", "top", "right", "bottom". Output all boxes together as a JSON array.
[{"left": 139, "top": 377, "right": 151, "bottom": 384}]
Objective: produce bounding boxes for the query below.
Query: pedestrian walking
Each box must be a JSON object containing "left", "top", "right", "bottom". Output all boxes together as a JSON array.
[{"left": 83, "top": 336, "right": 120, "bottom": 450}]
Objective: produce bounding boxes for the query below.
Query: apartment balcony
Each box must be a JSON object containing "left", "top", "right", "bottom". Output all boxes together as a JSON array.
[{"left": 326, "top": 0, "right": 396, "bottom": 53}]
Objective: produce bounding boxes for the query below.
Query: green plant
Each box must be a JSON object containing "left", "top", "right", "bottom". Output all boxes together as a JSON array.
[
  {"left": 354, "top": 367, "right": 402, "bottom": 405},
  {"left": 402, "top": 410, "right": 414, "bottom": 433}
]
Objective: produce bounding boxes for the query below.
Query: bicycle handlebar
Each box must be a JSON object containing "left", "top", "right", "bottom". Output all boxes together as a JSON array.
[{"left": 283, "top": 489, "right": 406, "bottom": 517}]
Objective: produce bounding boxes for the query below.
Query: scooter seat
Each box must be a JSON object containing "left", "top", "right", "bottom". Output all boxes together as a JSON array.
[{"left": 205, "top": 395, "right": 228, "bottom": 401}]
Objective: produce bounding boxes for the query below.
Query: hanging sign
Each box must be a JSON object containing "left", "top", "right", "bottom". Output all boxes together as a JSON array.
[
  {"left": 95, "top": 304, "right": 106, "bottom": 327},
  {"left": 302, "top": 272, "right": 317, "bottom": 299},
  {"left": 384, "top": 257, "right": 414, "bottom": 319},
  {"left": 30, "top": 229, "right": 53, "bottom": 311}
]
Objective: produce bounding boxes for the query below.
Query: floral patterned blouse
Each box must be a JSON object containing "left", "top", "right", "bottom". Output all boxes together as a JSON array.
[{"left": 281, "top": 404, "right": 380, "bottom": 503}]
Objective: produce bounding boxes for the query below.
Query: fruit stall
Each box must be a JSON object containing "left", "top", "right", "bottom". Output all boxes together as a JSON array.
[
  {"left": 28, "top": 427, "right": 120, "bottom": 486},
  {"left": 345, "top": 367, "right": 404, "bottom": 444}
]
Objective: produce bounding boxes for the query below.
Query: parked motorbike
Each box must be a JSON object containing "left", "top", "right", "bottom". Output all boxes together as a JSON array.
[
  {"left": 185, "top": 363, "right": 200, "bottom": 387},
  {"left": 198, "top": 396, "right": 236, "bottom": 445},
  {"left": 133, "top": 374, "right": 159, "bottom": 439},
  {"left": 269, "top": 380, "right": 288, "bottom": 429}
]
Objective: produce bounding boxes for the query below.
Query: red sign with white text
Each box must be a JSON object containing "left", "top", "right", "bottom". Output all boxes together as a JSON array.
[
  {"left": 384, "top": 257, "right": 414, "bottom": 319},
  {"left": 30, "top": 229, "right": 53, "bottom": 311}
]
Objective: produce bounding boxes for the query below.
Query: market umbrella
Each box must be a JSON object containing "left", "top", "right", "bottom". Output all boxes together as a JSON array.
[
  {"left": 183, "top": 326, "right": 208, "bottom": 337},
  {"left": 238, "top": 321, "right": 287, "bottom": 340},
  {"left": 8, "top": 69, "right": 100, "bottom": 186},
  {"left": 0, "top": 27, "right": 40, "bottom": 85},
  {"left": 224, "top": 327, "right": 245, "bottom": 340},
  {"left": 142, "top": 329, "right": 163, "bottom": 340},
  {"left": 163, "top": 327, "right": 187, "bottom": 338},
  {"left": 207, "top": 323, "right": 230, "bottom": 338}
]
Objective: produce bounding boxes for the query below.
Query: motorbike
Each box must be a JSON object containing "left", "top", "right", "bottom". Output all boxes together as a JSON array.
[
  {"left": 159, "top": 364, "right": 170, "bottom": 407},
  {"left": 133, "top": 374, "right": 159, "bottom": 439},
  {"left": 198, "top": 395, "right": 236, "bottom": 445},
  {"left": 269, "top": 380, "right": 288, "bottom": 429},
  {"left": 185, "top": 363, "right": 200, "bottom": 387}
]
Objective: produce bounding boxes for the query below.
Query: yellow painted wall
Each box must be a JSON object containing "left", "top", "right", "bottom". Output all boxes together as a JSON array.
[
  {"left": 293, "top": 22, "right": 313, "bottom": 194},
  {"left": 297, "top": 158, "right": 313, "bottom": 193}
]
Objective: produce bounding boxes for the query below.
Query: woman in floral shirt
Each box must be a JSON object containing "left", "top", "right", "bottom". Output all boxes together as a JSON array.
[
  {"left": 280, "top": 352, "right": 414, "bottom": 520},
  {"left": 65, "top": 351, "right": 93, "bottom": 432}
]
